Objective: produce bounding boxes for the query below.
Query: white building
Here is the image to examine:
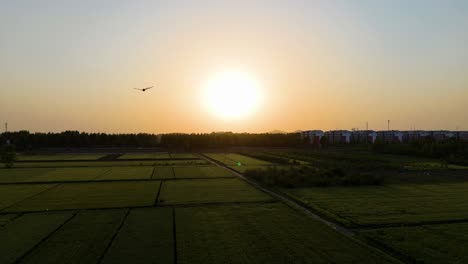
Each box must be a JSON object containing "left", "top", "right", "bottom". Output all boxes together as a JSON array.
[
  {"left": 325, "top": 130, "right": 351, "bottom": 144},
  {"left": 377, "top": 130, "right": 404, "bottom": 143},
  {"left": 299, "top": 130, "right": 324, "bottom": 144},
  {"left": 351, "top": 130, "right": 377, "bottom": 144}
]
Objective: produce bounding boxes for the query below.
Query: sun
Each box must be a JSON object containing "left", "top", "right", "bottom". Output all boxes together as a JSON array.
[{"left": 203, "top": 70, "right": 261, "bottom": 120}]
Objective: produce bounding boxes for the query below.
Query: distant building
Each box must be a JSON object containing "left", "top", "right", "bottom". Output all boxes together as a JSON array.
[
  {"left": 456, "top": 131, "right": 468, "bottom": 141},
  {"left": 403, "top": 130, "right": 430, "bottom": 143},
  {"left": 325, "top": 130, "right": 351, "bottom": 144},
  {"left": 299, "top": 130, "right": 324, "bottom": 144},
  {"left": 377, "top": 130, "right": 403, "bottom": 143},
  {"left": 351, "top": 130, "right": 377, "bottom": 144},
  {"left": 430, "top": 131, "right": 456, "bottom": 141}
]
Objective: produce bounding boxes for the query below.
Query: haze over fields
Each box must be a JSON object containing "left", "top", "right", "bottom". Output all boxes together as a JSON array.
[{"left": 1, "top": 0, "right": 467, "bottom": 133}]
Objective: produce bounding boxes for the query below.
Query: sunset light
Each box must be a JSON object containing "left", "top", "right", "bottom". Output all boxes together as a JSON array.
[{"left": 203, "top": 70, "right": 261, "bottom": 120}]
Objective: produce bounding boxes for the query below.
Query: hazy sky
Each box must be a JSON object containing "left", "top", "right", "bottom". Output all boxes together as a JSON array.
[{"left": 1, "top": 0, "right": 467, "bottom": 133}]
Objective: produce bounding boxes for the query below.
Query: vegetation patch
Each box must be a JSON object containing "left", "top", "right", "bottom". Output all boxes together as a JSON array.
[
  {"left": 284, "top": 183, "right": 468, "bottom": 227},
  {"left": 176, "top": 204, "right": 398, "bottom": 264},
  {"left": 0, "top": 211, "right": 74, "bottom": 264},
  {"left": 0, "top": 184, "right": 56, "bottom": 211},
  {"left": 101, "top": 207, "right": 173, "bottom": 264},
  {"left": 158, "top": 178, "right": 273, "bottom": 205},
  {"left": 19, "top": 209, "right": 126, "bottom": 264},
  {"left": 244, "top": 166, "right": 383, "bottom": 188},
  {"left": 5, "top": 181, "right": 160, "bottom": 212},
  {"left": 362, "top": 223, "right": 468, "bottom": 264}
]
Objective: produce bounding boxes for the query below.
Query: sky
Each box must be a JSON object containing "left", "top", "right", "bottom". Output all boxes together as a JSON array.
[{"left": 1, "top": 0, "right": 467, "bottom": 133}]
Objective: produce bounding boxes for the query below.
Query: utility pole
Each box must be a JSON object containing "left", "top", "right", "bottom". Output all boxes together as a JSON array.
[
  {"left": 387, "top": 120, "right": 390, "bottom": 131},
  {"left": 4, "top": 122, "right": 7, "bottom": 133},
  {"left": 366, "top": 122, "right": 368, "bottom": 130}
]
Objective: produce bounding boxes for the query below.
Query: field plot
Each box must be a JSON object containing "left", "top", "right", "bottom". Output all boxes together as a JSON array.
[
  {"left": 17, "top": 154, "right": 105, "bottom": 161},
  {"left": 118, "top": 153, "right": 171, "bottom": 159},
  {"left": 152, "top": 167, "right": 175, "bottom": 179},
  {"left": 176, "top": 203, "right": 397, "bottom": 264},
  {"left": 205, "top": 153, "right": 273, "bottom": 166},
  {"left": 284, "top": 183, "right": 468, "bottom": 226},
  {"left": 20, "top": 209, "right": 126, "bottom": 264},
  {"left": 94, "top": 167, "right": 153, "bottom": 181},
  {"left": 25, "top": 167, "right": 110, "bottom": 183},
  {"left": 0, "top": 211, "right": 74, "bottom": 264},
  {"left": 101, "top": 207, "right": 173, "bottom": 264},
  {"left": 14, "top": 159, "right": 209, "bottom": 168},
  {"left": 362, "top": 223, "right": 468, "bottom": 263},
  {"left": 158, "top": 178, "right": 273, "bottom": 205},
  {"left": 170, "top": 153, "right": 198, "bottom": 159},
  {"left": 0, "top": 214, "right": 19, "bottom": 227},
  {"left": 173, "top": 166, "right": 234, "bottom": 179},
  {"left": 0, "top": 184, "right": 56, "bottom": 210},
  {"left": 5, "top": 181, "right": 160, "bottom": 212},
  {"left": 0, "top": 168, "right": 54, "bottom": 183}
]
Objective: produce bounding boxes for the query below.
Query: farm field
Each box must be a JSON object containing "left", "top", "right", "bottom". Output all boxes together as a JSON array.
[
  {"left": 361, "top": 223, "right": 468, "bottom": 263},
  {"left": 17, "top": 154, "right": 105, "bottom": 161},
  {"left": 176, "top": 203, "right": 396, "bottom": 264},
  {"left": 13, "top": 159, "right": 209, "bottom": 168},
  {"left": 205, "top": 153, "right": 273, "bottom": 166},
  {"left": 282, "top": 183, "right": 468, "bottom": 227},
  {"left": 118, "top": 153, "right": 171, "bottom": 159},
  {"left": 3, "top": 181, "right": 161, "bottom": 212},
  {"left": 158, "top": 178, "right": 273, "bottom": 205},
  {"left": 0, "top": 151, "right": 418, "bottom": 263}
]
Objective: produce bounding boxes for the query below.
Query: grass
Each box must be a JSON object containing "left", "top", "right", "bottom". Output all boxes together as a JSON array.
[
  {"left": 205, "top": 153, "right": 273, "bottom": 166},
  {"left": 362, "top": 223, "right": 468, "bottom": 263},
  {"left": 94, "top": 167, "right": 153, "bottom": 181},
  {"left": 13, "top": 159, "right": 209, "bottom": 168},
  {"left": 118, "top": 153, "right": 171, "bottom": 159},
  {"left": 173, "top": 166, "right": 234, "bottom": 179},
  {"left": 0, "top": 168, "right": 54, "bottom": 183},
  {"left": 101, "top": 207, "right": 173, "bottom": 264},
  {"left": 17, "top": 154, "right": 105, "bottom": 161},
  {"left": 4, "top": 181, "right": 160, "bottom": 212},
  {"left": 158, "top": 178, "right": 273, "bottom": 205},
  {"left": 283, "top": 182, "right": 468, "bottom": 227},
  {"left": 176, "top": 203, "right": 398, "bottom": 264},
  {"left": 169, "top": 153, "right": 198, "bottom": 159},
  {"left": 0, "top": 211, "right": 74, "bottom": 264},
  {"left": 19, "top": 209, "right": 126, "bottom": 264},
  {"left": 152, "top": 167, "right": 175, "bottom": 179},
  {"left": 0, "top": 184, "right": 56, "bottom": 210}
]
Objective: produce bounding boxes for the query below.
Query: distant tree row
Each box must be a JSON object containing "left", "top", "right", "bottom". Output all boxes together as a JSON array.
[
  {"left": 0, "top": 131, "right": 303, "bottom": 150},
  {"left": 0, "top": 131, "right": 161, "bottom": 150}
]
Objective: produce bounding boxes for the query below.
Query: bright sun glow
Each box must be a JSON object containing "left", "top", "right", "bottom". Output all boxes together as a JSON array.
[{"left": 203, "top": 70, "right": 261, "bottom": 120}]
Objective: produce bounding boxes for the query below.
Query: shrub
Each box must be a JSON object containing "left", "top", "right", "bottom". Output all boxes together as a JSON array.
[{"left": 1, "top": 144, "right": 17, "bottom": 168}]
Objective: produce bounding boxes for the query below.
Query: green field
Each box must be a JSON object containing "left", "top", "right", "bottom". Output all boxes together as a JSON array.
[
  {"left": 158, "top": 178, "right": 274, "bottom": 205},
  {"left": 362, "top": 223, "right": 468, "bottom": 263},
  {"left": 118, "top": 153, "right": 171, "bottom": 159},
  {"left": 0, "top": 211, "right": 74, "bottom": 264},
  {"left": 205, "top": 153, "right": 273, "bottom": 166},
  {"left": 13, "top": 159, "right": 210, "bottom": 168},
  {"left": 20, "top": 209, "right": 127, "bottom": 264},
  {"left": 282, "top": 183, "right": 468, "bottom": 227},
  {"left": 0, "top": 184, "right": 57, "bottom": 210},
  {"left": 176, "top": 203, "right": 397, "bottom": 264},
  {"left": 17, "top": 154, "right": 105, "bottom": 161},
  {"left": 4, "top": 181, "right": 160, "bottom": 212},
  {"left": 101, "top": 207, "right": 173, "bottom": 264}
]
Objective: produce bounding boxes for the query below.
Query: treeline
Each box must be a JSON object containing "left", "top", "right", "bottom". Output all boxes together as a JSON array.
[
  {"left": 0, "top": 131, "right": 160, "bottom": 149},
  {"left": 160, "top": 132, "right": 302, "bottom": 149},
  {"left": 0, "top": 131, "right": 302, "bottom": 150},
  {"left": 373, "top": 138, "right": 468, "bottom": 164}
]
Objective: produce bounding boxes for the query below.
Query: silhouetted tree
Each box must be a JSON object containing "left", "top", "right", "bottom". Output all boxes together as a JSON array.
[{"left": 1, "top": 144, "right": 17, "bottom": 168}]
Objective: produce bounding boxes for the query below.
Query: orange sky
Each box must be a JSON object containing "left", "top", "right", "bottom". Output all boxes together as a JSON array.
[{"left": 1, "top": 1, "right": 467, "bottom": 133}]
